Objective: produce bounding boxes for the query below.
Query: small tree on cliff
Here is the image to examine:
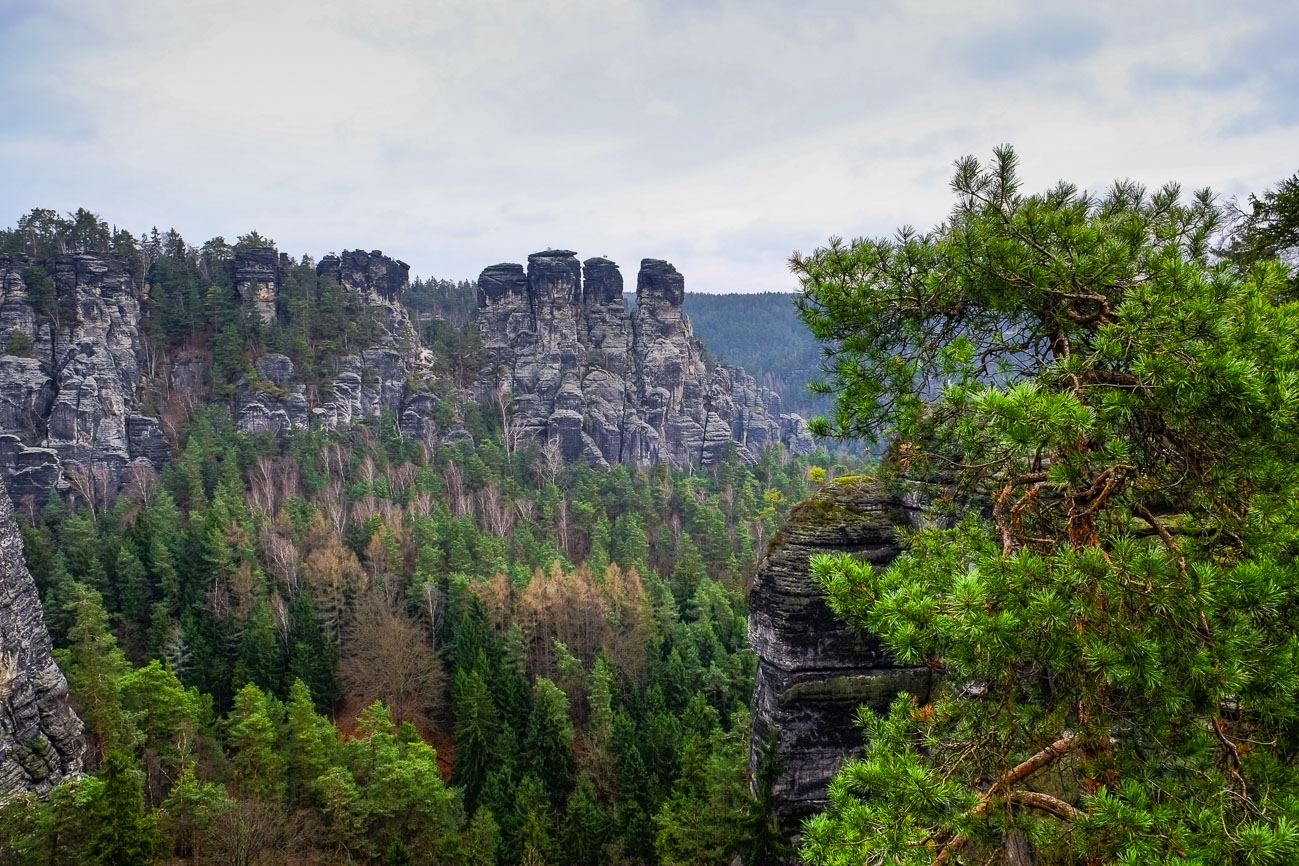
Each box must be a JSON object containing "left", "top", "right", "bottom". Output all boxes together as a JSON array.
[{"left": 794, "top": 147, "right": 1299, "bottom": 865}]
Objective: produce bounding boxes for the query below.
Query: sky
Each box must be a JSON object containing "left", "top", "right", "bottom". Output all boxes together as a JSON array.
[{"left": 1, "top": 0, "right": 1296, "bottom": 293}]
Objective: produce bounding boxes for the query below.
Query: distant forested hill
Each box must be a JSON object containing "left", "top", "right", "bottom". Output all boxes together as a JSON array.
[{"left": 681, "top": 291, "right": 828, "bottom": 419}]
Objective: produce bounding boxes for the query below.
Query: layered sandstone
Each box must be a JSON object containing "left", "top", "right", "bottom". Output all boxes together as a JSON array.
[{"left": 477, "top": 251, "right": 811, "bottom": 467}]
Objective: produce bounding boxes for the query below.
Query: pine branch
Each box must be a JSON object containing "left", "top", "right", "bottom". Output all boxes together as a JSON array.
[{"left": 932, "top": 734, "right": 1080, "bottom": 865}]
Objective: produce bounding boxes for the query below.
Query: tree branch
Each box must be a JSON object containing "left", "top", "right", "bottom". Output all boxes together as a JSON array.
[
  {"left": 1004, "top": 789, "right": 1081, "bottom": 822},
  {"left": 932, "top": 735, "right": 1080, "bottom": 865}
]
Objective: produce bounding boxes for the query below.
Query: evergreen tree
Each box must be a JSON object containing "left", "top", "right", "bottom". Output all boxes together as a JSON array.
[
  {"left": 453, "top": 668, "right": 503, "bottom": 811},
  {"left": 87, "top": 750, "right": 159, "bottom": 866},
  {"left": 225, "top": 684, "right": 286, "bottom": 802},
  {"left": 57, "top": 585, "right": 132, "bottom": 766},
  {"left": 795, "top": 147, "right": 1299, "bottom": 865},
  {"left": 510, "top": 774, "right": 555, "bottom": 866},
  {"left": 232, "top": 599, "right": 282, "bottom": 694},
  {"left": 524, "top": 678, "right": 576, "bottom": 805},
  {"left": 560, "top": 775, "right": 609, "bottom": 866}
]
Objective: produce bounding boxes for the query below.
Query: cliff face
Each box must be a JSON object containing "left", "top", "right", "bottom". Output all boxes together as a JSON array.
[
  {"left": 1, "top": 245, "right": 804, "bottom": 495},
  {"left": 0, "top": 254, "right": 166, "bottom": 505},
  {"left": 477, "top": 251, "right": 812, "bottom": 467},
  {"left": 748, "top": 476, "right": 933, "bottom": 828},
  {"left": 234, "top": 248, "right": 434, "bottom": 441},
  {"left": 0, "top": 477, "right": 84, "bottom": 797}
]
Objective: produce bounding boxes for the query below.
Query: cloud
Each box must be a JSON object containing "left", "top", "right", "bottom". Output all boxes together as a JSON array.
[{"left": 0, "top": 0, "right": 1295, "bottom": 292}]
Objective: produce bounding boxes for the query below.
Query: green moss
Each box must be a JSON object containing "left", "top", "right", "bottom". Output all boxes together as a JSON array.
[{"left": 778, "top": 670, "right": 933, "bottom": 709}]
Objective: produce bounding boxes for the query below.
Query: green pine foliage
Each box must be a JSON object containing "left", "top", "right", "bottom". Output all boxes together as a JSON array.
[{"left": 794, "top": 148, "right": 1299, "bottom": 865}]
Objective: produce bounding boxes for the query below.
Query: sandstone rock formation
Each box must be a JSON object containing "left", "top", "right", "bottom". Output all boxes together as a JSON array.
[
  {"left": 477, "top": 251, "right": 811, "bottom": 467},
  {"left": 318, "top": 249, "right": 418, "bottom": 352},
  {"left": 233, "top": 249, "right": 429, "bottom": 441},
  {"left": 748, "top": 475, "right": 934, "bottom": 828},
  {"left": 232, "top": 246, "right": 281, "bottom": 323},
  {"left": 0, "top": 476, "right": 84, "bottom": 797},
  {"left": 0, "top": 254, "right": 166, "bottom": 504}
]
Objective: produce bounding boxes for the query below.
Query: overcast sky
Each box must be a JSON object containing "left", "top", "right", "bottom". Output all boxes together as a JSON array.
[{"left": 2, "top": 0, "right": 1296, "bottom": 293}]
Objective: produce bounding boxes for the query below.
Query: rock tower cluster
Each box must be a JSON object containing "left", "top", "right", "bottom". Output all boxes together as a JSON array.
[
  {"left": 0, "top": 244, "right": 813, "bottom": 503},
  {"left": 0, "top": 254, "right": 168, "bottom": 504},
  {"left": 477, "top": 251, "right": 812, "bottom": 467},
  {"left": 232, "top": 247, "right": 434, "bottom": 440}
]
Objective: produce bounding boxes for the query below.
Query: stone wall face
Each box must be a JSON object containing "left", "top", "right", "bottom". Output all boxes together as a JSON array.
[
  {"left": 477, "top": 251, "right": 812, "bottom": 467},
  {"left": 232, "top": 246, "right": 280, "bottom": 323},
  {"left": 235, "top": 249, "right": 427, "bottom": 441},
  {"left": 0, "top": 245, "right": 809, "bottom": 494},
  {"left": 0, "top": 254, "right": 165, "bottom": 505},
  {"left": 747, "top": 477, "right": 934, "bottom": 828},
  {"left": 0, "top": 476, "right": 84, "bottom": 797}
]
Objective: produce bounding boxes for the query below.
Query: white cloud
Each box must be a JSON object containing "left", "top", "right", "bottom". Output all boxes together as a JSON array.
[{"left": 0, "top": 0, "right": 1295, "bottom": 291}]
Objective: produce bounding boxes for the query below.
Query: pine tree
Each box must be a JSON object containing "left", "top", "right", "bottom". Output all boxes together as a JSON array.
[
  {"left": 284, "top": 678, "right": 334, "bottom": 805},
  {"left": 226, "top": 683, "right": 286, "bottom": 802},
  {"left": 58, "top": 585, "right": 132, "bottom": 766},
  {"left": 795, "top": 147, "right": 1299, "bottom": 865}
]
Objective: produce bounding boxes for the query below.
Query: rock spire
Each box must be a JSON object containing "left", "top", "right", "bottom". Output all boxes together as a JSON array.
[{"left": 476, "top": 251, "right": 812, "bottom": 467}]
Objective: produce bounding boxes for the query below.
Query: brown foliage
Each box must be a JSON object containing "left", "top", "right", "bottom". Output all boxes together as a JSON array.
[
  {"left": 477, "top": 562, "right": 650, "bottom": 683},
  {"left": 339, "top": 593, "right": 446, "bottom": 728}
]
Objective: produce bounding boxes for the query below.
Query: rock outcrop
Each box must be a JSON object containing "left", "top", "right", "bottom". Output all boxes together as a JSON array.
[
  {"left": 233, "top": 249, "right": 432, "bottom": 441},
  {"left": 748, "top": 476, "right": 934, "bottom": 828},
  {"left": 0, "top": 254, "right": 166, "bottom": 504},
  {"left": 0, "top": 475, "right": 84, "bottom": 797},
  {"left": 477, "top": 251, "right": 811, "bottom": 467},
  {"left": 232, "top": 246, "right": 281, "bottom": 323}
]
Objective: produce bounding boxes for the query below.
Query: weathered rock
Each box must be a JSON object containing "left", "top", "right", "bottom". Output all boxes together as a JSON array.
[
  {"left": 232, "top": 246, "right": 281, "bottom": 323},
  {"left": 226, "top": 248, "right": 443, "bottom": 441},
  {"left": 320, "top": 249, "right": 417, "bottom": 353},
  {"left": 748, "top": 476, "right": 935, "bottom": 829},
  {"left": 0, "top": 475, "right": 84, "bottom": 797},
  {"left": 0, "top": 254, "right": 168, "bottom": 504},
  {"left": 126, "top": 416, "right": 170, "bottom": 466},
  {"left": 236, "top": 354, "right": 311, "bottom": 440},
  {"left": 477, "top": 252, "right": 810, "bottom": 467}
]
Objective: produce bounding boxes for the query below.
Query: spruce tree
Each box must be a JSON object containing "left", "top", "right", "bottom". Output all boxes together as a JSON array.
[
  {"left": 453, "top": 668, "right": 503, "bottom": 811},
  {"left": 88, "top": 750, "right": 159, "bottom": 866},
  {"left": 524, "top": 678, "right": 576, "bottom": 805}
]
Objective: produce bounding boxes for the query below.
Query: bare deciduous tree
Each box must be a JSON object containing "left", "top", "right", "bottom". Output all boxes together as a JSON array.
[
  {"left": 539, "top": 436, "right": 565, "bottom": 486},
  {"left": 442, "top": 461, "right": 470, "bottom": 517},
  {"left": 203, "top": 798, "right": 306, "bottom": 866},
  {"left": 479, "top": 484, "right": 515, "bottom": 537},
  {"left": 260, "top": 528, "right": 300, "bottom": 595},
  {"left": 123, "top": 461, "right": 159, "bottom": 508},
  {"left": 340, "top": 594, "right": 446, "bottom": 728}
]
